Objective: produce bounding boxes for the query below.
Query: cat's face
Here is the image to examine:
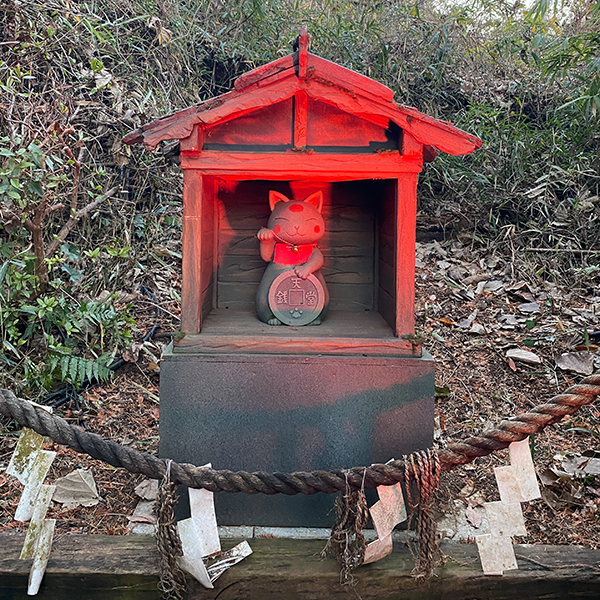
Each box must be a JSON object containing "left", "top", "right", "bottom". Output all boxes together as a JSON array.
[{"left": 267, "top": 190, "right": 325, "bottom": 245}]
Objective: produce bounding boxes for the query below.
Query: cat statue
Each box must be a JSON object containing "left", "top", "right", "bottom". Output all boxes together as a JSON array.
[{"left": 255, "top": 190, "right": 329, "bottom": 326}]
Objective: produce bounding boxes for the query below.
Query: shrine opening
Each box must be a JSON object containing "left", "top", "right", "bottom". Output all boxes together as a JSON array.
[{"left": 123, "top": 29, "right": 482, "bottom": 526}]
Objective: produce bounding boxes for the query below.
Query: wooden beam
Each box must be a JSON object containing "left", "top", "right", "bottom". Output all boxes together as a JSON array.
[
  {"left": 179, "top": 124, "right": 203, "bottom": 152},
  {"left": 394, "top": 174, "right": 418, "bottom": 337},
  {"left": 0, "top": 534, "right": 599, "bottom": 600},
  {"left": 234, "top": 55, "right": 295, "bottom": 91},
  {"left": 174, "top": 334, "right": 416, "bottom": 356},
  {"left": 180, "top": 171, "right": 204, "bottom": 334},
  {"left": 180, "top": 151, "right": 421, "bottom": 180},
  {"left": 298, "top": 28, "right": 308, "bottom": 80},
  {"left": 293, "top": 91, "right": 308, "bottom": 148}
]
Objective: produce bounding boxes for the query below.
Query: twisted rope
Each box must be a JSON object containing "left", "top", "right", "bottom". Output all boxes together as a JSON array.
[
  {"left": 155, "top": 460, "right": 185, "bottom": 600},
  {"left": 2, "top": 374, "right": 600, "bottom": 494},
  {"left": 407, "top": 448, "right": 441, "bottom": 579},
  {"left": 322, "top": 470, "right": 368, "bottom": 585}
]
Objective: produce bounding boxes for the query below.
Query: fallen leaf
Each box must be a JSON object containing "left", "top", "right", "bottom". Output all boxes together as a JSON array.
[
  {"left": 438, "top": 318, "right": 457, "bottom": 326},
  {"left": 52, "top": 469, "right": 101, "bottom": 509},
  {"left": 135, "top": 479, "right": 159, "bottom": 500},
  {"left": 123, "top": 341, "right": 144, "bottom": 363},
  {"left": 555, "top": 351, "right": 595, "bottom": 375},
  {"left": 435, "top": 385, "right": 451, "bottom": 398},
  {"left": 127, "top": 514, "right": 156, "bottom": 524},
  {"left": 465, "top": 504, "right": 482, "bottom": 528},
  {"left": 506, "top": 348, "right": 541, "bottom": 365},
  {"left": 499, "top": 314, "right": 519, "bottom": 326},
  {"left": 507, "top": 357, "right": 517, "bottom": 372},
  {"left": 561, "top": 454, "right": 600, "bottom": 477},
  {"left": 518, "top": 302, "right": 540, "bottom": 314},
  {"left": 94, "top": 68, "right": 113, "bottom": 88},
  {"left": 483, "top": 280, "right": 504, "bottom": 293}
]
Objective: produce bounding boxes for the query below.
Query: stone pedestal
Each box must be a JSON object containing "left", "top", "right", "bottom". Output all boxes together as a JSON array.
[{"left": 159, "top": 348, "right": 435, "bottom": 527}]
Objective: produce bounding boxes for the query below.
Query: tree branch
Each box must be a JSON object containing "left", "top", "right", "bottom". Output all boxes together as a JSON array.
[{"left": 46, "top": 185, "right": 120, "bottom": 258}]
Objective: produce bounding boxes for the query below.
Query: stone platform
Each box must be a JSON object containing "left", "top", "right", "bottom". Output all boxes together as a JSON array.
[{"left": 159, "top": 339, "right": 435, "bottom": 527}]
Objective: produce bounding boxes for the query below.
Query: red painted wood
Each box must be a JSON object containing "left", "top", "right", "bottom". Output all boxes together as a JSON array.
[
  {"left": 304, "top": 80, "right": 481, "bottom": 155},
  {"left": 402, "top": 132, "right": 422, "bottom": 159},
  {"left": 126, "top": 76, "right": 299, "bottom": 151},
  {"left": 306, "top": 53, "right": 395, "bottom": 103},
  {"left": 298, "top": 28, "right": 308, "bottom": 80},
  {"left": 124, "top": 54, "right": 481, "bottom": 156},
  {"left": 122, "top": 104, "right": 202, "bottom": 150},
  {"left": 180, "top": 171, "right": 204, "bottom": 334},
  {"left": 293, "top": 91, "right": 308, "bottom": 148},
  {"left": 174, "top": 333, "right": 416, "bottom": 356},
  {"left": 180, "top": 124, "right": 203, "bottom": 152},
  {"left": 180, "top": 151, "right": 421, "bottom": 180},
  {"left": 394, "top": 174, "right": 418, "bottom": 336},
  {"left": 423, "top": 144, "right": 439, "bottom": 162},
  {"left": 204, "top": 98, "right": 293, "bottom": 146},
  {"left": 234, "top": 55, "right": 294, "bottom": 91},
  {"left": 306, "top": 97, "right": 389, "bottom": 147},
  {"left": 201, "top": 177, "right": 216, "bottom": 321}
]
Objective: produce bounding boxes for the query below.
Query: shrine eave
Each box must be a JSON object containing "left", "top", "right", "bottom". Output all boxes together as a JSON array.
[{"left": 123, "top": 46, "right": 482, "bottom": 157}]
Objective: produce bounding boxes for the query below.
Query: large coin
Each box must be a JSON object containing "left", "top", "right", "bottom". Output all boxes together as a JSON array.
[{"left": 268, "top": 271, "right": 325, "bottom": 326}]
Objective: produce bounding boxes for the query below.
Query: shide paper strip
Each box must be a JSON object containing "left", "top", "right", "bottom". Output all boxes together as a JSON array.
[
  {"left": 484, "top": 501, "right": 527, "bottom": 538},
  {"left": 177, "top": 518, "right": 213, "bottom": 589},
  {"left": 364, "top": 482, "right": 407, "bottom": 564},
  {"left": 206, "top": 541, "right": 253, "bottom": 583},
  {"left": 20, "top": 485, "right": 56, "bottom": 560},
  {"left": 6, "top": 428, "right": 45, "bottom": 485},
  {"left": 509, "top": 438, "right": 541, "bottom": 501},
  {"left": 475, "top": 533, "right": 518, "bottom": 575},
  {"left": 493, "top": 465, "right": 524, "bottom": 504},
  {"left": 15, "top": 450, "right": 56, "bottom": 522},
  {"left": 189, "top": 484, "right": 221, "bottom": 558},
  {"left": 27, "top": 519, "right": 56, "bottom": 596},
  {"left": 176, "top": 467, "right": 251, "bottom": 588},
  {"left": 477, "top": 436, "right": 540, "bottom": 576}
]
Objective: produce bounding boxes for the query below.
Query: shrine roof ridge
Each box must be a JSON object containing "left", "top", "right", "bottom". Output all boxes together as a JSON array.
[{"left": 123, "top": 29, "right": 482, "bottom": 157}]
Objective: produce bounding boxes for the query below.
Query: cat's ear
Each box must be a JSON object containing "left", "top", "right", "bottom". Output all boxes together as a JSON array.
[
  {"left": 304, "top": 190, "right": 323, "bottom": 212},
  {"left": 269, "top": 190, "right": 290, "bottom": 210}
]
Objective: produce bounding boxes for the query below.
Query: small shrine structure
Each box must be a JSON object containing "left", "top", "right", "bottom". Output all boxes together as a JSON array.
[{"left": 124, "top": 29, "right": 481, "bottom": 526}]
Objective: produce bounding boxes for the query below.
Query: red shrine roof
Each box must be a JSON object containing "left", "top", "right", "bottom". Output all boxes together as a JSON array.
[{"left": 123, "top": 29, "right": 481, "bottom": 157}]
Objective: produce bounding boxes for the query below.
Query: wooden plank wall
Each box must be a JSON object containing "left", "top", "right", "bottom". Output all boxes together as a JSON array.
[{"left": 216, "top": 180, "right": 384, "bottom": 311}]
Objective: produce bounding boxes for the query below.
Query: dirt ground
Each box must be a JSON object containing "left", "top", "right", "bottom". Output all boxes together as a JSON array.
[{"left": 1, "top": 238, "right": 600, "bottom": 549}]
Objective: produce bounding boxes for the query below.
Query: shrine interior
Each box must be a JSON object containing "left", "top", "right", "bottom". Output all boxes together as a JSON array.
[{"left": 200, "top": 177, "right": 400, "bottom": 340}]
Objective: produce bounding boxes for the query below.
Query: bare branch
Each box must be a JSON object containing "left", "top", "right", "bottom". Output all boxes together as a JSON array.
[
  {"left": 46, "top": 185, "right": 120, "bottom": 258},
  {"left": 63, "top": 146, "right": 82, "bottom": 216}
]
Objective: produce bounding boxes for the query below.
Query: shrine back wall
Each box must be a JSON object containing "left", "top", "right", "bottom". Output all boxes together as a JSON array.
[{"left": 215, "top": 179, "right": 396, "bottom": 314}]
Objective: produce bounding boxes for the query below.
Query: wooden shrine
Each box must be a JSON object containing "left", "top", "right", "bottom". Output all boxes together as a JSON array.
[{"left": 123, "top": 30, "right": 481, "bottom": 527}]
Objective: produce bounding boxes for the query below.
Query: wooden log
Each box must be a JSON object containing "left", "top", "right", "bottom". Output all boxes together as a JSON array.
[{"left": 0, "top": 535, "right": 599, "bottom": 600}]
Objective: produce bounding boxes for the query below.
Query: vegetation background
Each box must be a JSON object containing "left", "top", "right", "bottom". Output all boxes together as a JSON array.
[{"left": 0, "top": 0, "right": 599, "bottom": 399}]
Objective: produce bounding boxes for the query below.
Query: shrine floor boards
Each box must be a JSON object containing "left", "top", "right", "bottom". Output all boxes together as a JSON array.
[
  {"left": 0, "top": 534, "right": 598, "bottom": 599},
  {"left": 174, "top": 309, "right": 416, "bottom": 356}
]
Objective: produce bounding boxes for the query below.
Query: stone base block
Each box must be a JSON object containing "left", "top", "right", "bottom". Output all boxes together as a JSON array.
[{"left": 159, "top": 349, "right": 435, "bottom": 527}]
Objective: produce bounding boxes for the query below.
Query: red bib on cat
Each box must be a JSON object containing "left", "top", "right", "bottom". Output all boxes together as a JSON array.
[{"left": 273, "top": 243, "right": 316, "bottom": 265}]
